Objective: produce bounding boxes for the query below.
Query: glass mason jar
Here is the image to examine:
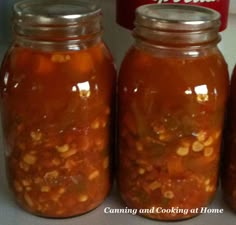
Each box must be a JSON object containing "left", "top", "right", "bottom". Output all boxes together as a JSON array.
[
  {"left": 222, "top": 66, "right": 236, "bottom": 211},
  {"left": 118, "top": 4, "right": 229, "bottom": 221},
  {"left": 0, "top": 0, "right": 116, "bottom": 218}
]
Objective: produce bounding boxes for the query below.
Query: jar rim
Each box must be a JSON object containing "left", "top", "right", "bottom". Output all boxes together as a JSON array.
[
  {"left": 13, "top": 0, "right": 101, "bottom": 25},
  {"left": 13, "top": 0, "right": 102, "bottom": 44},
  {"left": 135, "top": 4, "right": 221, "bottom": 31}
]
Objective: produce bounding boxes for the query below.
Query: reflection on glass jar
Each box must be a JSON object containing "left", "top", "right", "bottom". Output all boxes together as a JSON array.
[
  {"left": 118, "top": 4, "right": 229, "bottom": 221},
  {"left": 0, "top": 0, "right": 116, "bottom": 218}
]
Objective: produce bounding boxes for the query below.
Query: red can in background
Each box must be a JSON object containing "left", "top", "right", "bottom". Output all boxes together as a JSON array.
[{"left": 116, "top": 0, "right": 230, "bottom": 31}]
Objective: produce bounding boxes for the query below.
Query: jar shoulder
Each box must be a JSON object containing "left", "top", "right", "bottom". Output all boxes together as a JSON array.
[
  {"left": 0, "top": 42, "right": 116, "bottom": 93},
  {"left": 119, "top": 45, "right": 229, "bottom": 84}
]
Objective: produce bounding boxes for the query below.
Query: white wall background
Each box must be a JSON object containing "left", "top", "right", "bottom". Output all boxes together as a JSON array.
[{"left": 230, "top": 0, "right": 236, "bottom": 13}]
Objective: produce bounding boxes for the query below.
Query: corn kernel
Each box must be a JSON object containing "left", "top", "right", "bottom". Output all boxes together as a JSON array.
[
  {"left": 197, "top": 94, "right": 209, "bottom": 103},
  {"left": 197, "top": 130, "right": 207, "bottom": 142},
  {"left": 80, "top": 90, "right": 91, "bottom": 98},
  {"left": 44, "top": 170, "right": 59, "bottom": 180},
  {"left": 91, "top": 119, "right": 100, "bottom": 129},
  {"left": 23, "top": 154, "right": 36, "bottom": 165},
  {"left": 205, "top": 179, "right": 210, "bottom": 186},
  {"left": 176, "top": 146, "right": 189, "bottom": 156},
  {"left": 164, "top": 191, "right": 174, "bottom": 199},
  {"left": 24, "top": 193, "right": 34, "bottom": 207},
  {"left": 61, "top": 148, "right": 77, "bottom": 158},
  {"left": 138, "top": 168, "right": 145, "bottom": 175},
  {"left": 22, "top": 179, "right": 31, "bottom": 186},
  {"left": 101, "top": 119, "right": 107, "bottom": 128},
  {"left": 30, "top": 131, "right": 42, "bottom": 141},
  {"left": 214, "top": 130, "right": 221, "bottom": 139},
  {"left": 149, "top": 181, "right": 161, "bottom": 191},
  {"left": 88, "top": 170, "right": 100, "bottom": 180},
  {"left": 79, "top": 195, "right": 88, "bottom": 202},
  {"left": 205, "top": 185, "right": 214, "bottom": 192},
  {"left": 56, "top": 144, "right": 69, "bottom": 153},
  {"left": 204, "top": 147, "right": 214, "bottom": 157},
  {"left": 192, "top": 141, "right": 204, "bottom": 152},
  {"left": 204, "top": 136, "right": 213, "bottom": 147},
  {"left": 159, "top": 133, "right": 172, "bottom": 142}
]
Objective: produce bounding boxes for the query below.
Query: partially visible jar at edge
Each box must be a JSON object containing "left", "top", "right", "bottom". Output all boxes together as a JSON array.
[
  {"left": 0, "top": 0, "right": 116, "bottom": 218},
  {"left": 118, "top": 4, "right": 229, "bottom": 221},
  {"left": 222, "top": 65, "right": 236, "bottom": 212}
]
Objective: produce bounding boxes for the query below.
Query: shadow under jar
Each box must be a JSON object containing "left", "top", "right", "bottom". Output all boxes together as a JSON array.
[
  {"left": 118, "top": 4, "right": 229, "bottom": 221},
  {"left": 0, "top": 0, "right": 116, "bottom": 218}
]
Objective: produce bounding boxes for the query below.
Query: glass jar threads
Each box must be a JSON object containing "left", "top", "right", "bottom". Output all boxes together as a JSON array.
[
  {"left": 118, "top": 4, "right": 229, "bottom": 221},
  {"left": 0, "top": 0, "right": 116, "bottom": 218}
]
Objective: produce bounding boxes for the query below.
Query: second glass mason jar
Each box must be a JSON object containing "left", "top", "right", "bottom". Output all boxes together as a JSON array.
[
  {"left": 0, "top": 0, "right": 116, "bottom": 218},
  {"left": 222, "top": 65, "right": 236, "bottom": 211},
  {"left": 118, "top": 4, "right": 229, "bottom": 221}
]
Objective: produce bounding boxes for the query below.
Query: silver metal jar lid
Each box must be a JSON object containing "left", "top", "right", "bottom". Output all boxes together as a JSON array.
[
  {"left": 134, "top": 4, "right": 221, "bottom": 46},
  {"left": 135, "top": 4, "right": 221, "bottom": 31},
  {"left": 13, "top": 0, "right": 101, "bottom": 25},
  {"left": 13, "top": 0, "right": 102, "bottom": 42}
]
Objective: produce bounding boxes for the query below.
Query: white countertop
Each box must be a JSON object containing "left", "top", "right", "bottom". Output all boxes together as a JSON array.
[{"left": 1, "top": 8, "right": 236, "bottom": 225}]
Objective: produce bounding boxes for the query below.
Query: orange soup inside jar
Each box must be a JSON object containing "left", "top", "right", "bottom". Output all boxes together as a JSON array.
[
  {"left": 222, "top": 65, "right": 236, "bottom": 212},
  {"left": 0, "top": 0, "right": 116, "bottom": 218},
  {"left": 118, "top": 4, "right": 229, "bottom": 221}
]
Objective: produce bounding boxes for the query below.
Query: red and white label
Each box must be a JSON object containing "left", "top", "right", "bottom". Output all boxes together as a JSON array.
[{"left": 116, "top": 0, "right": 230, "bottom": 31}]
